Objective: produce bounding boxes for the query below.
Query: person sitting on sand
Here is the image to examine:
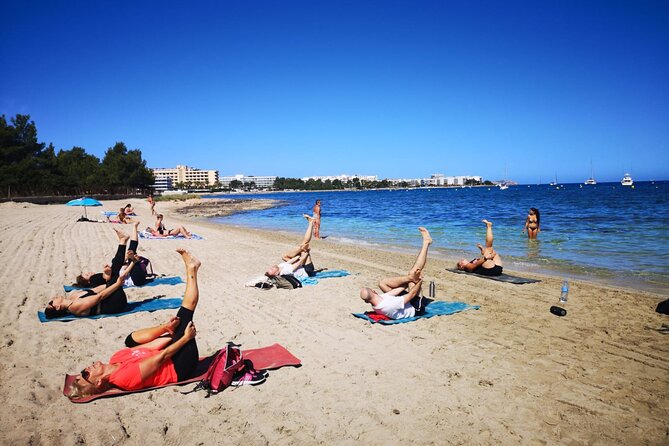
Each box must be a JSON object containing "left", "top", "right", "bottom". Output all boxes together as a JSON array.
[
  {"left": 359, "top": 227, "right": 432, "bottom": 319},
  {"left": 76, "top": 222, "right": 153, "bottom": 288},
  {"left": 66, "top": 249, "right": 201, "bottom": 400},
  {"left": 457, "top": 220, "right": 504, "bottom": 276},
  {"left": 523, "top": 207, "right": 540, "bottom": 239},
  {"left": 146, "top": 214, "right": 192, "bottom": 238},
  {"left": 123, "top": 203, "right": 136, "bottom": 215},
  {"left": 45, "top": 228, "right": 138, "bottom": 319},
  {"left": 265, "top": 215, "right": 319, "bottom": 281}
]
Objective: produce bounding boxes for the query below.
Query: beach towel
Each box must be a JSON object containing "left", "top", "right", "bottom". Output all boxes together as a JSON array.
[
  {"left": 37, "top": 297, "right": 183, "bottom": 323},
  {"left": 352, "top": 300, "right": 479, "bottom": 325},
  {"left": 299, "top": 269, "right": 351, "bottom": 286},
  {"left": 446, "top": 268, "right": 541, "bottom": 284},
  {"left": 63, "top": 343, "right": 301, "bottom": 403},
  {"left": 140, "top": 230, "right": 204, "bottom": 240},
  {"left": 63, "top": 276, "right": 184, "bottom": 292}
]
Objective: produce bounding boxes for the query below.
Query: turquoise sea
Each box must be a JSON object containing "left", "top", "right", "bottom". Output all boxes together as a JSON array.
[{"left": 206, "top": 182, "right": 669, "bottom": 294}]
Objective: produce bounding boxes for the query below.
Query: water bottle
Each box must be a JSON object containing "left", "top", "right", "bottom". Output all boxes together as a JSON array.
[
  {"left": 560, "top": 280, "right": 569, "bottom": 304},
  {"left": 428, "top": 281, "right": 436, "bottom": 298}
]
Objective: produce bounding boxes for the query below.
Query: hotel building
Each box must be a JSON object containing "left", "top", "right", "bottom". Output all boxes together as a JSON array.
[
  {"left": 219, "top": 174, "right": 277, "bottom": 189},
  {"left": 152, "top": 165, "right": 219, "bottom": 189}
]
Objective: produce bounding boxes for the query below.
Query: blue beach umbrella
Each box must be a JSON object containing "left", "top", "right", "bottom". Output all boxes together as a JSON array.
[{"left": 66, "top": 197, "right": 102, "bottom": 220}]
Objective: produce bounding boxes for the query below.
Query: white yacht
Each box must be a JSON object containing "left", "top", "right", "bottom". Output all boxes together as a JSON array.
[
  {"left": 621, "top": 173, "right": 633, "bottom": 186},
  {"left": 498, "top": 182, "right": 509, "bottom": 190}
]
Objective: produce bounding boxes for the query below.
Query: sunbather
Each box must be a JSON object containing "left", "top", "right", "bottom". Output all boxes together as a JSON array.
[
  {"left": 76, "top": 222, "right": 152, "bottom": 288},
  {"left": 457, "top": 219, "right": 504, "bottom": 276},
  {"left": 146, "top": 214, "right": 192, "bottom": 238},
  {"left": 45, "top": 228, "right": 138, "bottom": 319},
  {"left": 123, "top": 203, "right": 136, "bottom": 215},
  {"left": 266, "top": 215, "right": 318, "bottom": 280},
  {"left": 359, "top": 227, "right": 432, "bottom": 319},
  {"left": 66, "top": 249, "right": 201, "bottom": 400}
]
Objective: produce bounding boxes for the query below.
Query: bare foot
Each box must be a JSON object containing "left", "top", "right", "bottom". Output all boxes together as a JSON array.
[
  {"left": 409, "top": 268, "right": 422, "bottom": 283},
  {"left": 177, "top": 248, "right": 201, "bottom": 270},
  {"left": 482, "top": 219, "right": 493, "bottom": 227},
  {"left": 133, "top": 221, "right": 140, "bottom": 229},
  {"left": 418, "top": 227, "right": 432, "bottom": 244},
  {"left": 113, "top": 227, "right": 130, "bottom": 244},
  {"left": 165, "top": 316, "right": 181, "bottom": 335},
  {"left": 303, "top": 214, "right": 314, "bottom": 221}
]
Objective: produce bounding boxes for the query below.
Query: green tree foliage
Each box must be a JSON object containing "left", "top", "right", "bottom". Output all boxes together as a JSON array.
[{"left": 0, "top": 114, "right": 154, "bottom": 197}]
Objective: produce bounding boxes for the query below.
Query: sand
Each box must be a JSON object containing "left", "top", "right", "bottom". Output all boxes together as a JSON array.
[{"left": 0, "top": 198, "right": 667, "bottom": 445}]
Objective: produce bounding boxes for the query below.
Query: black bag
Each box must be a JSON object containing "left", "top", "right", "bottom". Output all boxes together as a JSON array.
[
  {"left": 270, "top": 274, "right": 303, "bottom": 289},
  {"left": 656, "top": 298, "right": 669, "bottom": 315}
]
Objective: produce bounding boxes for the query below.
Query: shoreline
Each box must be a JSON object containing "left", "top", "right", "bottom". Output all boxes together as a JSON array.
[{"left": 169, "top": 198, "right": 669, "bottom": 296}]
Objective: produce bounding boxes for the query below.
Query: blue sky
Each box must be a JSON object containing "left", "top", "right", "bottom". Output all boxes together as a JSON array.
[{"left": 1, "top": 1, "right": 667, "bottom": 183}]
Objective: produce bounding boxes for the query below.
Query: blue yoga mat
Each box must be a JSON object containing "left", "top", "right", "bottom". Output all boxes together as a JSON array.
[
  {"left": 299, "top": 270, "right": 351, "bottom": 286},
  {"left": 63, "top": 276, "right": 184, "bottom": 292},
  {"left": 37, "top": 297, "right": 183, "bottom": 323},
  {"left": 352, "top": 300, "right": 479, "bottom": 325}
]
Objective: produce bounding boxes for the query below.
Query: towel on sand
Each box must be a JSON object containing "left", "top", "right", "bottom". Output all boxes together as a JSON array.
[
  {"left": 140, "top": 230, "right": 204, "bottom": 240},
  {"left": 64, "top": 343, "right": 301, "bottom": 403},
  {"left": 63, "top": 276, "right": 184, "bottom": 292},
  {"left": 37, "top": 297, "right": 183, "bottom": 323},
  {"left": 299, "top": 269, "right": 351, "bottom": 286},
  {"left": 446, "top": 268, "right": 541, "bottom": 284},
  {"left": 353, "top": 300, "right": 479, "bottom": 325}
]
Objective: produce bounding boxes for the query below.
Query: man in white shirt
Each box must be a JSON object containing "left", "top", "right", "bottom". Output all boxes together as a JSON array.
[{"left": 359, "top": 227, "right": 432, "bottom": 319}]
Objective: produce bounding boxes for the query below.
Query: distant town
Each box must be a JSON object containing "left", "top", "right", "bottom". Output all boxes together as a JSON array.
[{"left": 151, "top": 165, "right": 495, "bottom": 193}]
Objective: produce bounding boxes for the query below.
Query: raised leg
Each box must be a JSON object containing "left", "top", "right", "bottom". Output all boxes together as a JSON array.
[
  {"left": 128, "top": 221, "right": 140, "bottom": 253},
  {"left": 379, "top": 275, "right": 414, "bottom": 293},
  {"left": 177, "top": 248, "right": 201, "bottom": 311},
  {"left": 482, "top": 220, "right": 493, "bottom": 248},
  {"left": 408, "top": 227, "right": 432, "bottom": 280},
  {"left": 282, "top": 216, "right": 314, "bottom": 260}
]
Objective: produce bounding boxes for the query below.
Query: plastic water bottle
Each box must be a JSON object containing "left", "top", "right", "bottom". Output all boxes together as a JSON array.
[{"left": 560, "top": 280, "right": 569, "bottom": 304}]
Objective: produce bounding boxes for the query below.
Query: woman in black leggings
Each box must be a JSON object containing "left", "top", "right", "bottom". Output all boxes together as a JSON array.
[
  {"left": 67, "top": 249, "right": 201, "bottom": 399},
  {"left": 76, "top": 221, "right": 151, "bottom": 288},
  {"left": 44, "top": 228, "right": 136, "bottom": 319}
]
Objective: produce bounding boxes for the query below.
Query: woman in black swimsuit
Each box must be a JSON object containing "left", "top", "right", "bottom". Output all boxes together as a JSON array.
[
  {"left": 45, "top": 228, "right": 137, "bottom": 319},
  {"left": 456, "top": 219, "right": 504, "bottom": 276},
  {"left": 76, "top": 222, "right": 151, "bottom": 288}
]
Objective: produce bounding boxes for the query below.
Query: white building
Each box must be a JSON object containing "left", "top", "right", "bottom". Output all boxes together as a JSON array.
[
  {"left": 300, "top": 174, "right": 378, "bottom": 183},
  {"left": 152, "top": 165, "right": 219, "bottom": 188},
  {"left": 220, "top": 174, "right": 277, "bottom": 189}
]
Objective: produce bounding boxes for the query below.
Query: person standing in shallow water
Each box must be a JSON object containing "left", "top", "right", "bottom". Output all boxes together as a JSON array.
[
  {"left": 312, "top": 200, "right": 321, "bottom": 239},
  {"left": 523, "top": 207, "right": 540, "bottom": 239}
]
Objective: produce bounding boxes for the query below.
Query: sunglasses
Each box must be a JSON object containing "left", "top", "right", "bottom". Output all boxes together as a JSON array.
[{"left": 81, "top": 369, "right": 91, "bottom": 382}]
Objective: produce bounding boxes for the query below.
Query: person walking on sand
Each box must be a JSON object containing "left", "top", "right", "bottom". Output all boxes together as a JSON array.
[
  {"left": 312, "top": 199, "right": 321, "bottom": 239},
  {"left": 147, "top": 194, "right": 156, "bottom": 215},
  {"left": 523, "top": 207, "right": 540, "bottom": 239},
  {"left": 457, "top": 220, "right": 504, "bottom": 276},
  {"left": 359, "top": 227, "right": 432, "bottom": 320}
]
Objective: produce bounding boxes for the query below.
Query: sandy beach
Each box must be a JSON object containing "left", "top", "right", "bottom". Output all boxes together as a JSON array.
[{"left": 0, "top": 198, "right": 667, "bottom": 445}]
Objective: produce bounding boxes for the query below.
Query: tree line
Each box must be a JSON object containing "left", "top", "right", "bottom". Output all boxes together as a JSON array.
[{"left": 0, "top": 114, "right": 154, "bottom": 197}]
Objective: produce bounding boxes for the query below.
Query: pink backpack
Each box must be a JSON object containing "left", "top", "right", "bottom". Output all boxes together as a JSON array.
[{"left": 193, "top": 343, "right": 246, "bottom": 397}]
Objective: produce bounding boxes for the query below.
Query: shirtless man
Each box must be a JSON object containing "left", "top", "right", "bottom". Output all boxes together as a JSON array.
[{"left": 359, "top": 227, "right": 432, "bottom": 319}]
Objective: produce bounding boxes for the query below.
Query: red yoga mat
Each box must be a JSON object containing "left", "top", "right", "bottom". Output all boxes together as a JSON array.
[{"left": 63, "top": 343, "right": 301, "bottom": 403}]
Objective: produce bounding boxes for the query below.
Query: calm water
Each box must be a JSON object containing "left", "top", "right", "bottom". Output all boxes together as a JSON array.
[{"left": 206, "top": 182, "right": 669, "bottom": 294}]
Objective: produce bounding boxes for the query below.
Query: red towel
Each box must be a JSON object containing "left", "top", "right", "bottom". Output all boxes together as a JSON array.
[{"left": 365, "top": 311, "right": 391, "bottom": 322}]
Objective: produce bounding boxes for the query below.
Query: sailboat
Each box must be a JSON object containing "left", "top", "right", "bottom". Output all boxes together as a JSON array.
[
  {"left": 549, "top": 173, "right": 558, "bottom": 186},
  {"left": 584, "top": 161, "right": 597, "bottom": 185}
]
